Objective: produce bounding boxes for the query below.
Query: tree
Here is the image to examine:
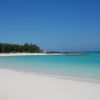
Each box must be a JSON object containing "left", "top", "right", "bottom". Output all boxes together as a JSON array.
[{"left": 0, "top": 42, "right": 41, "bottom": 53}]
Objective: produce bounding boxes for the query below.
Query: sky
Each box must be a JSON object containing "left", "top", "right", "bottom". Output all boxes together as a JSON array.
[{"left": 0, "top": 0, "right": 100, "bottom": 51}]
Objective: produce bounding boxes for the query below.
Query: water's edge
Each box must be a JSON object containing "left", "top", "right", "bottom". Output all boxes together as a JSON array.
[
  {"left": 0, "top": 67, "right": 100, "bottom": 84},
  {"left": 0, "top": 52, "right": 100, "bottom": 83}
]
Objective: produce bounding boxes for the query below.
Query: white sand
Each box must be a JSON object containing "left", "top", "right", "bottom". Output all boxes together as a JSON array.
[
  {"left": 0, "top": 69, "right": 100, "bottom": 100},
  {"left": 0, "top": 53, "right": 62, "bottom": 57}
]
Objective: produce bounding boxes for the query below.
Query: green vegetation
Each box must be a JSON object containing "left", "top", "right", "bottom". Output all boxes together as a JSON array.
[
  {"left": 0, "top": 43, "right": 41, "bottom": 53},
  {"left": 0, "top": 42, "right": 87, "bottom": 55}
]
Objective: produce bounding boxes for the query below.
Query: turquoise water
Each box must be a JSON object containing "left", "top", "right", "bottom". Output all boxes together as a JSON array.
[{"left": 0, "top": 52, "right": 100, "bottom": 79}]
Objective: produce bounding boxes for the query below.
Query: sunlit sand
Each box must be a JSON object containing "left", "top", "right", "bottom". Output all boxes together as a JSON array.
[{"left": 0, "top": 68, "right": 100, "bottom": 100}]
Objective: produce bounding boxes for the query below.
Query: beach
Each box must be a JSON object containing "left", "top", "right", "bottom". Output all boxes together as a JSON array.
[
  {"left": 0, "top": 0, "right": 100, "bottom": 99},
  {"left": 0, "top": 68, "right": 100, "bottom": 100},
  {"left": 0, "top": 53, "right": 63, "bottom": 57}
]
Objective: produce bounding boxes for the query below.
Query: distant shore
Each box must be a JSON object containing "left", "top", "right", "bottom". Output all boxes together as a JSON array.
[
  {"left": 0, "top": 52, "right": 88, "bottom": 57},
  {"left": 0, "top": 53, "right": 63, "bottom": 57}
]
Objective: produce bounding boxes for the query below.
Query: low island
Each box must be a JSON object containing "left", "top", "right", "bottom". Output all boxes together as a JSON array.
[{"left": 0, "top": 42, "right": 87, "bottom": 56}]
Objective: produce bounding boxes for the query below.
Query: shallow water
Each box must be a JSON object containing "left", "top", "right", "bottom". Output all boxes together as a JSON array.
[{"left": 0, "top": 52, "right": 100, "bottom": 79}]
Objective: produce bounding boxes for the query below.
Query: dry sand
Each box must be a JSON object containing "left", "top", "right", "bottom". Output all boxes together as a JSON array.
[{"left": 0, "top": 68, "right": 100, "bottom": 100}]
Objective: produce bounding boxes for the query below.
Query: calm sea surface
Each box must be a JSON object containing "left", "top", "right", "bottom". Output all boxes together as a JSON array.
[{"left": 0, "top": 52, "right": 100, "bottom": 79}]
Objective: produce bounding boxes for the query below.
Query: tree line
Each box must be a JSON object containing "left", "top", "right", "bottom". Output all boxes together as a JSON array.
[{"left": 0, "top": 43, "right": 41, "bottom": 53}]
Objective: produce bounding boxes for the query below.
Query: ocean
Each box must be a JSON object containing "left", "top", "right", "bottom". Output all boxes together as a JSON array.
[{"left": 0, "top": 52, "right": 100, "bottom": 79}]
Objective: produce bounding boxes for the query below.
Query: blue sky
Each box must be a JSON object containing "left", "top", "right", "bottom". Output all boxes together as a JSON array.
[{"left": 0, "top": 0, "right": 100, "bottom": 51}]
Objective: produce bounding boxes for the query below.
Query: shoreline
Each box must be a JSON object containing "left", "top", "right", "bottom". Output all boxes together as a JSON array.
[
  {"left": 0, "top": 53, "right": 100, "bottom": 84},
  {"left": 1, "top": 67, "right": 100, "bottom": 84},
  {"left": 0, "top": 68, "right": 100, "bottom": 100},
  {"left": 0, "top": 53, "right": 63, "bottom": 57}
]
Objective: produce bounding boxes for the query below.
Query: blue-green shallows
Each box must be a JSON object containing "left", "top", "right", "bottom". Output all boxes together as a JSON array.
[{"left": 0, "top": 52, "right": 100, "bottom": 79}]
